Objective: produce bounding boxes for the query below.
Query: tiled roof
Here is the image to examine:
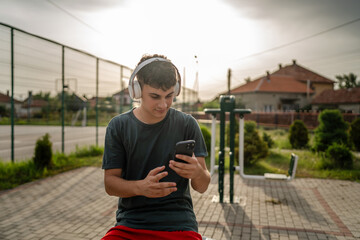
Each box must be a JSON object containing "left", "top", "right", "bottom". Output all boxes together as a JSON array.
[
  {"left": 230, "top": 74, "right": 314, "bottom": 94},
  {"left": 22, "top": 99, "right": 48, "bottom": 108},
  {"left": 273, "top": 61, "right": 335, "bottom": 84},
  {"left": 312, "top": 87, "right": 360, "bottom": 104},
  {"left": 0, "top": 92, "right": 22, "bottom": 104},
  {"left": 227, "top": 61, "right": 333, "bottom": 95}
]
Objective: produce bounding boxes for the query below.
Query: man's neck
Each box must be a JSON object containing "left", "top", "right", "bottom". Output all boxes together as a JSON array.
[{"left": 133, "top": 107, "right": 168, "bottom": 124}]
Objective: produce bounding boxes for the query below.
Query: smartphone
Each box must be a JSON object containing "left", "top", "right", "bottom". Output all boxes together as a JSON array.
[{"left": 175, "top": 140, "right": 195, "bottom": 164}]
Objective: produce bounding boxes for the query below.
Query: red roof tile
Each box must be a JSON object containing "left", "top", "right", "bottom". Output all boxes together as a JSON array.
[
  {"left": 231, "top": 75, "right": 314, "bottom": 94},
  {"left": 22, "top": 99, "right": 48, "bottom": 107},
  {"left": 273, "top": 61, "right": 335, "bottom": 84},
  {"left": 311, "top": 87, "right": 360, "bottom": 104},
  {"left": 0, "top": 92, "right": 22, "bottom": 104}
]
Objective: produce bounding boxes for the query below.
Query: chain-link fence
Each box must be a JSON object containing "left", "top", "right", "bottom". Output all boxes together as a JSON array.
[
  {"left": 0, "top": 22, "right": 199, "bottom": 162},
  {"left": 0, "top": 22, "right": 134, "bottom": 162}
]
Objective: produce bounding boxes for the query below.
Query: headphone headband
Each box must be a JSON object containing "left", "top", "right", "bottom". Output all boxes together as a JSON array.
[
  {"left": 129, "top": 57, "right": 170, "bottom": 82},
  {"left": 128, "top": 57, "right": 181, "bottom": 99}
]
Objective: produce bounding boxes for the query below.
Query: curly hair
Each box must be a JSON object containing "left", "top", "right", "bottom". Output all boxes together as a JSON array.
[{"left": 135, "top": 54, "right": 179, "bottom": 91}]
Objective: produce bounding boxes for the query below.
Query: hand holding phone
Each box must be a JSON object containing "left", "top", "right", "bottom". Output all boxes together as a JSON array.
[{"left": 175, "top": 140, "right": 195, "bottom": 164}]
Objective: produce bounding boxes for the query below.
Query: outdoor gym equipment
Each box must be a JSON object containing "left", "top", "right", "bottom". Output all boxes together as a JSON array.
[{"left": 204, "top": 95, "right": 298, "bottom": 204}]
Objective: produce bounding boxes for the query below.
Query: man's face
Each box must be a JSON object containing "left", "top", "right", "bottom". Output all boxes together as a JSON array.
[{"left": 140, "top": 84, "right": 175, "bottom": 122}]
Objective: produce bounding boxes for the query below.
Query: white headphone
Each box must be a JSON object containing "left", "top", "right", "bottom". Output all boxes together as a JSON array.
[{"left": 128, "top": 57, "right": 181, "bottom": 99}]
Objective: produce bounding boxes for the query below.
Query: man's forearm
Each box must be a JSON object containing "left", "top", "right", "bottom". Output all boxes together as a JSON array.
[
  {"left": 105, "top": 175, "right": 141, "bottom": 198},
  {"left": 191, "top": 168, "right": 211, "bottom": 193},
  {"left": 104, "top": 166, "right": 177, "bottom": 198}
]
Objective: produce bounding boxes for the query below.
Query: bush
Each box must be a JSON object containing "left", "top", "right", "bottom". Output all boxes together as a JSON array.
[
  {"left": 314, "top": 110, "right": 350, "bottom": 152},
  {"left": 200, "top": 125, "right": 211, "bottom": 155},
  {"left": 33, "top": 133, "right": 53, "bottom": 169},
  {"left": 243, "top": 121, "right": 268, "bottom": 165},
  {"left": 200, "top": 125, "right": 211, "bottom": 167},
  {"left": 325, "top": 143, "right": 353, "bottom": 169},
  {"left": 72, "top": 145, "right": 104, "bottom": 158},
  {"left": 262, "top": 132, "right": 274, "bottom": 148},
  {"left": 289, "top": 120, "right": 309, "bottom": 149},
  {"left": 350, "top": 118, "right": 360, "bottom": 151},
  {"left": 0, "top": 105, "right": 7, "bottom": 116}
]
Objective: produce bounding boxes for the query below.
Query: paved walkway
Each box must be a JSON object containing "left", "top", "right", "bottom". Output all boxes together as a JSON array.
[{"left": 0, "top": 167, "right": 359, "bottom": 240}]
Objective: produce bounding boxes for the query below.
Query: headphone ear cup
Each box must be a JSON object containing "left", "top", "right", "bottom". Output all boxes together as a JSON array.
[
  {"left": 174, "top": 81, "right": 180, "bottom": 96},
  {"left": 133, "top": 80, "right": 142, "bottom": 99}
]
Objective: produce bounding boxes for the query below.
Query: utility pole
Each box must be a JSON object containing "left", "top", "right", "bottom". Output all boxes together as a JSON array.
[
  {"left": 194, "top": 55, "right": 199, "bottom": 111},
  {"left": 182, "top": 67, "right": 186, "bottom": 112},
  {"left": 227, "top": 68, "right": 232, "bottom": 95}
]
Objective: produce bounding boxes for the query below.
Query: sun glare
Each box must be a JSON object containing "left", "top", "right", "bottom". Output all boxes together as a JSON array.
[{"left": 81, "top": 0, "right": 263, "bottom": 92}]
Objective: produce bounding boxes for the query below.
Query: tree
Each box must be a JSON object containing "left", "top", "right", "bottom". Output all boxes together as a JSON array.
[
  {"left": 350, "top": 118, "right": 360, "bottom": 151},
  {"left": 33, "top": 133, "right": 53, "bottom": 169},
  {"left": 313, "top": 110, "right": 350, "bottom": 152},
  {"left": 335, "top": 73, "right": 359, "bottom": 89},
  {"left": 202, "top": 99, "right": 220, "bottom": 110},
  {"left": 289, "top": 120, "right": 309, "bottom": 149},
  {"left": 325, "top": 143, "right": 353, "bottom": 169},
  {"left": 243, "top": 121, "right": 268, "bottom": 165}
]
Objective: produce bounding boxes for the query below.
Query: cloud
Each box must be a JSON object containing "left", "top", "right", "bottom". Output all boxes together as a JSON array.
[
  {"left": 53, "top": 0, "right": 126, "bottom": 12},
  {"left": 223, "top": 0, "right": 360, "bottom": 23}
]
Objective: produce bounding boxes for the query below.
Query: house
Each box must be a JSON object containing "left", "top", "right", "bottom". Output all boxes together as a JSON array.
[
  {"left": 0, "top": 91, "right": 22, "bottom": 116},
  {"left": 112, "top": 88, "right": 132, "bottom": 106},
  {"left": 227, "top": 60, "right": 334, "bottom": 112},
  {"left": 312, "top": 87, "right": 360, "bottom": 113},
  {"left": 272, "top": 60, "right": 335, "bottom": 98},
  {"left": 18, "top": 99, "right": 49, "bottom": 118}
]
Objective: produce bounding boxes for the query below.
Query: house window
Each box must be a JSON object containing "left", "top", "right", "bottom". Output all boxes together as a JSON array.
[{"left": 264, "top": 105, "right": 272, "bottom": 112}]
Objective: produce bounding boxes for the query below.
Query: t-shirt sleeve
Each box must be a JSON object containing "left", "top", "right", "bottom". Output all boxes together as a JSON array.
[{"left": 102, "top": 121, "right": 126, "bottom": 170}]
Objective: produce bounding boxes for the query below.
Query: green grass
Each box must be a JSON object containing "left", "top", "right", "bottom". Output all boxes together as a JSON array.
[
  {"left": 246, "top": 128, "right": 360, "bottom": 181},
  {"left": 0, "top": 145, "right": 103, "bottom": 191},
  {"left": 2, "top": 126, "right": 360, "bottom": 192},
  {"left": 209, "top": 126, "right": 360, "bottom": 182}
]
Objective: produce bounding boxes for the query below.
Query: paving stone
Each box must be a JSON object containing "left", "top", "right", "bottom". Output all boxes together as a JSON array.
[{"left": 1, "top": 167, "right": 360, "bottom": 239}]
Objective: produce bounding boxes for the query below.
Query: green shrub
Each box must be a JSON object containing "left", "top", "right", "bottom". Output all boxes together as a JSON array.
[
  {"left": 52, "top": 153, "right": 70, "bottom": 167},
  {"left": 231, "top": 121, "right": 268, "bottom": 166},
  {"left": 200, "top": 125, "right": 211, "bottom": 167},
  {"left": 243, "top": 121, "right": 268, "bottom": 165},
  {"left": 350, "top": 118, "right": 360, "bottom": 151},
  {"left": 262, "top": 132, "right": 274, "bottom": 148},
  {"left": 314, "top": 110, "right": 350, "bottom": 152},
  {"left": 72, "top": 145, "right": 104, "bottom": 158},
  {"left": 200, "top": 125, "right": 211, "bottom": 155},
  {"left": 33, "top": 133, "right": 53, "bottom": 169},
  {"left": 289, "top": 120, "right": 309, "bottom": 149},
  {"left": 325, "top": 143, "right": 353, "bottom": 169}
]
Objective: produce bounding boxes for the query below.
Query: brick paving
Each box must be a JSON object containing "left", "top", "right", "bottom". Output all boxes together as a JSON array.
[{"left": 0, "top": 167, "right": 359, "bottom": 240}]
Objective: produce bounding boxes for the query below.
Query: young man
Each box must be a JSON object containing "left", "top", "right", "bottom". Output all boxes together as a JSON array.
[{"left": 102, "top": 54, "right": 211, "bottom": 239}]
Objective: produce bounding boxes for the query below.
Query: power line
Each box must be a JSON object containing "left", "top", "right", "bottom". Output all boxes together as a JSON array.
[
  {"left": 46, "top": 0, "right": 103, "bottom": 35},
  {"left": 234, "top": 17, "right": 360, "bottom": 62}
]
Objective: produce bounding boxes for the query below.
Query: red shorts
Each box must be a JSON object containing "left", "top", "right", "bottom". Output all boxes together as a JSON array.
[{"left": 101, "top": 225, "right": 202, "bottom": 240}]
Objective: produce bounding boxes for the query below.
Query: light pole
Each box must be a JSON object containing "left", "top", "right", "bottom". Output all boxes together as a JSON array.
[{"left": 194, "top": 55, "right": 199, "bottom": 111}]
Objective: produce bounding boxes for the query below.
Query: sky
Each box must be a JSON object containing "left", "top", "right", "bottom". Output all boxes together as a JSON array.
[{"left": 0, "top": 0, "right": 359, "bottom": 101}]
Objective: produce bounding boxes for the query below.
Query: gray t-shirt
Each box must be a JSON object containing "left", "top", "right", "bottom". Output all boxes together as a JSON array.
[{"left": 102, "top": 108, "right": 207, "bottom": 232}]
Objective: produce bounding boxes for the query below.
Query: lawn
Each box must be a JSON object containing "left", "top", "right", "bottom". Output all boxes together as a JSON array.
[
  {"left": 247, "top": 128, "right": 360, "bottom": 181},
  {"left": 0, "top": 145, "right": 103, "bottom": 191},
  {"left": 1, "top": 126, "right": 359, "bottom": 192}
]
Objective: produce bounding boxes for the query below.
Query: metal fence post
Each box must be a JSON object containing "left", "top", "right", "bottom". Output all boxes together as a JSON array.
[
  {"left": 219, "top": 108, "right": 225, "bottom": 203},
  {"left": 10, "top": 28, "right": 14, "bottom": 162},
  {"left": 96, "top": 58, "right": 99, "bottom": 146},
  {"left": 229, "top": 109, "right": 235, "bottom": 203},
  {"left": 61, "top": 46, "right": 65, "bottom": 153}
]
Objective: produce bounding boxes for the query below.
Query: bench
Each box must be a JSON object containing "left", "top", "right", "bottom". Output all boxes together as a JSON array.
[{"left": 264, "top": 153, "right": 298, "bottom": 180}]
